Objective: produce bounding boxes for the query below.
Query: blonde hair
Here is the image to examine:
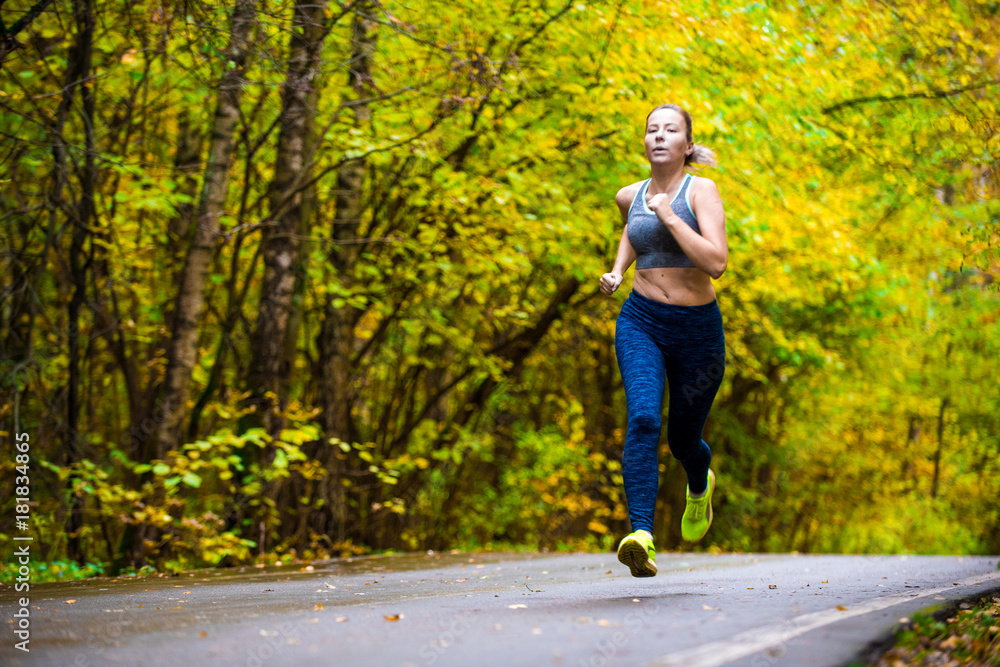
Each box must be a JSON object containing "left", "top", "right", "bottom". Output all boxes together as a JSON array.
[{"left": 645, "top": 103, "right": 718, "bottom": 168}]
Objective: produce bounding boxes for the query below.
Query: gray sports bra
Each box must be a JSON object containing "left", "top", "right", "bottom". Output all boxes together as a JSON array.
[{"left": 627, "top": 173, "right": 700, "bottom": 269}]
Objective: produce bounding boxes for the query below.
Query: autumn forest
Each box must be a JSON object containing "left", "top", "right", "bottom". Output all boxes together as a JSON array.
[{"left": 1, "top": 0, "right": 998, "bottom": 578}]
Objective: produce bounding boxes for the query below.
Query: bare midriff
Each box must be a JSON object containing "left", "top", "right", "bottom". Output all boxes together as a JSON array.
[{"left": 633, "top": 267, "right": 716, "bottom": 306}]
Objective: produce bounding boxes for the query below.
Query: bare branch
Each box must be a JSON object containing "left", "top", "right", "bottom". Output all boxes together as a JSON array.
[
  {"left": 1, "top": 0, "right": 57, "bottom": 64},
  {"left": 821, "top": 79, "right": 1000, "bottom": 115}
]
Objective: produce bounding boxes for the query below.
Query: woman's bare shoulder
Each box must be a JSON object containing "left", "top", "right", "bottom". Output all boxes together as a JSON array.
[
  {"left": 615, "top": 180, "right": 645, "bottom": 214},
  {"left": 689, "top": 173, "right": 721, "bottom": 197}
]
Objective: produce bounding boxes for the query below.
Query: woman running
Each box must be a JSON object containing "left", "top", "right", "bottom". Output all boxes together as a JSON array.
[{"left": 600, "top": 103, "right": 728, "bottom": 577}]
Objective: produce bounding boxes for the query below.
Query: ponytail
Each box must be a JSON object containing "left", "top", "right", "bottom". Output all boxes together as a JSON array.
[{"left": 687, "top": 143, "right": 717, "bottom": 167}]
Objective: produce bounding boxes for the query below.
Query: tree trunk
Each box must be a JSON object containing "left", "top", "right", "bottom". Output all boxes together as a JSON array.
[
  {"left": 931, "top": 341, "right": 953, "bottom": 499},
  {"left": 59, "top": 0, "right": 96, "bottom": 567},
  {"left": 166, "top": 112, "right": 204, "bottom": 273},
  {"left": 154, "top": 0, "right": 257, "bottom": 460},
  {"left": 318, "top": 1, "right": 376, "bottom": 440},
  {"left": 316, "top": 0, "right": 377, "bottom": 544},
  {"left": 244, "top": 0, "right": 328, "bottom": 437},
  {"left": 280, "top": 74, "right": 324, "bottom": 406},
  {"left": 931, "top": 396, "right": 950, "bottom": 499}
]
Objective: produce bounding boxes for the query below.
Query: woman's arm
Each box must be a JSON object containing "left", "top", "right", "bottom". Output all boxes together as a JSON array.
[
  {"left": 600, "top": 186, "right": 640, "bottom": 295},
  {"left": 611, "top": 227, "right": 637, "bottom": 276},
  {"left": 648, "top": 177, "right": 728, "bottom": 279}
]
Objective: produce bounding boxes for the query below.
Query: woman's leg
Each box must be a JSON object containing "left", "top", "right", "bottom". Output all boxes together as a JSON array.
[
  {"left": 664, "top": 311, "right": 726, "bottom": 494},
  {"left": 615, "top": 313, "right": 667, "bottom": 534}
]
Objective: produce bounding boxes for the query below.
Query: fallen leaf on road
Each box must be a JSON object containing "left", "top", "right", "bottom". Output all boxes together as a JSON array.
[
  {"left": 597, "top": 620, "right": 611, "bottom": 626},
  {"left": 836, "top": 605, "right": 847, "bottom": 611},
  {"left": 821, "top": 580, "right": 829, "bottom": 584},
  {"left": 199, "top": 632, "right": 208, "bottom": 638},
  {"left": 456, "top": 578, "right": 467, "bottom": 582},
  {"left": 605, "top": 570, "right": 612, "bottom": 574},
  {"left": 768, "top": 585, "right": 777, "bottom": 589},
  {"left": 384, "top": 614, "right": 402, "bottom": 621},
  {"left": 314, "top": 604, "right": 324, "bottom": 610},
  {"left": 325, "top": 583, "right": 336, "bottom": 589},
  {"left": 65, "top": 600, "right": 76, "bottom": 604},
  {"left": 702, "top": 605, "right": 720, "bottom": 611},
  {"left": 309, "top": 619, "right": 319, "bottom": 624},
  {"left": 507, "top": 604, "right": 527, "bottom": 609},
  {"left": 171, "top": 606, "right": 184, "bottom": 609},
  {"left": 335, "top": 617, "right": 347, "bottom": 622},
  {"left": 747, "top": 587, "right": 754, "bottom": 590}
]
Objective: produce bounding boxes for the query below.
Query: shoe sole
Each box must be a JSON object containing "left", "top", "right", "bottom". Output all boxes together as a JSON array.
[
  {"left": 617, "top": 537, "right": 657, "bottom": 577},
  {"left": 683, "top": 469, "right": 716, "bottom": 543}
]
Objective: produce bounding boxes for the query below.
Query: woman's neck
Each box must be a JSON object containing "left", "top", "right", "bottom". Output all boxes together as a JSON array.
[{"left": 648, "top": 162, "right": 687, "bottom": 197}]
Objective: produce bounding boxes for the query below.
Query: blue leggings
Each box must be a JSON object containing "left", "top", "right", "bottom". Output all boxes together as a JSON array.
[{"left": 615, "top": 290, "right": 726, "bottom": 534}]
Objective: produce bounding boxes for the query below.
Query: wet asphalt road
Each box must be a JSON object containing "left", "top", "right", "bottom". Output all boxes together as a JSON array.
[{"left": 2, "top": 551, "right": 999, "bottom": 667}]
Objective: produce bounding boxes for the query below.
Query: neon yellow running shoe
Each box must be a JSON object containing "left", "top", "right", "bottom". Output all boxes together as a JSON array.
[
  {"left": 681, "top": 469, "right": 716, "bottom": 542},
  {"left": 617, "top": 529, "right": 657, "bottom": 577}
]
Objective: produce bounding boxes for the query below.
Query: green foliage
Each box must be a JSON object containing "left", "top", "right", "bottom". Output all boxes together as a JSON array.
[{"left": 0, "top": 560, "right": 105, "bottom": 584}]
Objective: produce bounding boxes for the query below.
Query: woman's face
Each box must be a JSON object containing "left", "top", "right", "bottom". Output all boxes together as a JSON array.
[{"left": 644, "top": 108, "right": 692, "bottom": 165}]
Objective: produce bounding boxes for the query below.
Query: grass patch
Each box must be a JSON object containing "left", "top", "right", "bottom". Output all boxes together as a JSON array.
[
  {"left": 0, "top": 560, "right": 106, "bottom": 583},
  {"left": 870, "top": 593, "right": 1000, "bottom": 666}
]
